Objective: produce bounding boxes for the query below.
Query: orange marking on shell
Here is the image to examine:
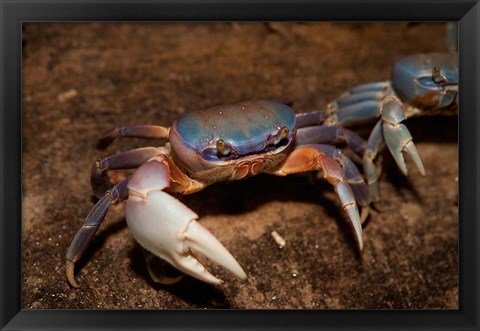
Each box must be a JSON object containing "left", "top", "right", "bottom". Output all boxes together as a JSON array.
[
  {"left": 251, "top": 160, "right": 265, "bottom": 175},
  {"left": 232, "top": 163, "right": 250, "bottom": 180}
]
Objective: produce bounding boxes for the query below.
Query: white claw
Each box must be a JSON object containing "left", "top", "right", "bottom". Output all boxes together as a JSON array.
[
  {"left": 183, "top": 220, "right": 247, "bottom": 281},
  {"left": 126, "top": 185, "right": 246, "bottom": 285}
]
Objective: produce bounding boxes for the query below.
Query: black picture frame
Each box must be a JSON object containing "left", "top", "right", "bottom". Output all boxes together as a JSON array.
[{"left": 1, "top": 0, "right": 479, "bottom": 330}]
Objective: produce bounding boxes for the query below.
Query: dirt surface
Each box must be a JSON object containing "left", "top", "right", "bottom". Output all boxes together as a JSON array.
[{"left": 22, "top": 22, "right": 458, "bottom": 309}]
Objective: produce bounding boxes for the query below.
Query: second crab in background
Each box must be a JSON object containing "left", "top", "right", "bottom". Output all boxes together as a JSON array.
[{"left": 324, "top": 49, "right": 458, "bottom": 206}]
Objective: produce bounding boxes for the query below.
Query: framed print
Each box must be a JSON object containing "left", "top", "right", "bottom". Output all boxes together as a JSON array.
[{"left": 1, "top": 0, "right": 479, "bottom": 330}]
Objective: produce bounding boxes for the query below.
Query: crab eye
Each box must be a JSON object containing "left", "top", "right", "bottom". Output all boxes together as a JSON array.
[
  {"left": 216, "top": 139, "right": 231, "bottom": 156},
  {"left": 268, "top": 126, "right": 290, "bottom": 146},
  {"left": 279, "top": 126, "right": 289, "bottom": 139},
  {"left": 418, "top": 67, "right": 450, "bottom": 89},
  {"left": 202, "top": 140, "right": 236, "bottom": 161},
  {"left": 432, "top": 67, "right": 447, "bottom": 84}
]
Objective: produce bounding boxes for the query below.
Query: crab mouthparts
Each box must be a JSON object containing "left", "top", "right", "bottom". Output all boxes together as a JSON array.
[{"left": 231, "top": 159, "right": 266, "bottom": 180}]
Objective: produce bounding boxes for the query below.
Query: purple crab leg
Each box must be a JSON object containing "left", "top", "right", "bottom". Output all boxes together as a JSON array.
[
  {"left": 295, "top": 125, "right": 367, "bottom": 156},
  {"left": 91, "top": 147, "right": 162, "bottom": 199},
  {"left": 66, "top": 178, "right": 129, "bottom": 288},
  {"left": 327, "top": 81, "right": 392, "bottom": 126},
  {"left": 96, "top": 125, "right": 169, "bottom": 149},
  {"left": 295, "top": 110, "right": 327, "bottom": 128},
  {"left": 333, "top": 90, "right": 389, "bottom": 109},
  {"left": 336, "top": 81, "right": 391, "bottom": 95},
  {"left": 295, "top": 127, "right": 371, "bottom": 220},
  {"left": 311, "top": 144, "right": 371, "bottom": 209},
  {"left": 330, "top": 100, "right": 383, "bottom": 126}
]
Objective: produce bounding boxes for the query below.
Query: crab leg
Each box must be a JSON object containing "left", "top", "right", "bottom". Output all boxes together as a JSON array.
[
  {"left": 295, "top": 127, "right": 370, "bottom": 219},
  {"left": 295, "top": 110, "right": 327, "bottom": 128},
  {"left": 326, "top": 81, "right": 391, "bottom": 126},
  {"left": 66, "top": 178, "right": 129, "bottom": 288},
  {"left": 91, "top": 146, "right": 164, "bottom": 198},
  {"left": 333, "top": 90, "right": 389, "bottom": 109},
  {"left": 295, "top": 125, "right": 367, "bottom": 156},
  {"left": 312, "top": 144, "right": 371, "bottom": 222},
  {"left": 125, "top": 155, "right": 247, "bottom": 284},
  {"left": 269, "top": 146, "right": 363, "bottom": 250},
  {"left": 328, "top": 100, "right": 384, "bottom": 127},
  {"left": 96, "top": 125, "right": 169, "bottom": 149},
  {"left": 331, "top": 81, "right": 391, "bottom": 98},
  {"left": 329, "top": 80, "right": 392, "bottom": 109}
]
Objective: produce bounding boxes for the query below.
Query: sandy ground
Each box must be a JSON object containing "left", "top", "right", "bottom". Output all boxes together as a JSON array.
[{"left": 22, "top": 22, "right": 458, "bottom": 309}]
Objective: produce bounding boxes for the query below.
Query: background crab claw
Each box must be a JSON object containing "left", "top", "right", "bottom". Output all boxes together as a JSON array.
[
  {"left": 126, "top": 190, "right": 246, "bottom": 285},
  {"left": 383, "top": 122, "right": 425, "bottom": 176}
]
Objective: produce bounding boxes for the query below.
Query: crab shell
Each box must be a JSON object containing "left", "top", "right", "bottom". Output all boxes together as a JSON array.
[
  {"left": 168, "top": 100, "right": 297, "bottom": 181},
  {"left": 392, "top": 52, "right": 458, "bottom": 111}
]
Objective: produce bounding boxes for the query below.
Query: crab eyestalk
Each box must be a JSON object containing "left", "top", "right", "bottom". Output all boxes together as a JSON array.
[
  {"left": 216, "top": 139, "right": 231, "bottom": 156},
  {"left": 432, "top": 67, "right": 446, "bottom": 84},
  {"left": 268, "top": 126, "right": 289, "bottom": 145},
  {"left": 279, "top": 126, "right": 289, "bottom": 139}
]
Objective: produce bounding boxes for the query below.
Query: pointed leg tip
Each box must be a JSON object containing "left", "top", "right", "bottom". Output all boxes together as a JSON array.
[
  {"left": 344, "top": 204, "right": 363, "bottom": 253},
  {"left": 66, "top": 259, "right": 80, "bottom": 289},
  {"left": 418, "top": 165, "right": 426, "bottom": 176},
  {"left": 372, "top": 200, "right": 383, "bottom": 212},
  {"left": 360, "top": 206, "right": 370, "bottom": 225},
  {"left": 145, "top": 256, "right": 185, "bottom": 285},
  {"left": 153, "top": 275, "right": 184, "bottom": 285}
]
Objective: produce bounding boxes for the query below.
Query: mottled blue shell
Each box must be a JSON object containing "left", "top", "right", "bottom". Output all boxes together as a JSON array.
[{"left": 171, "top": 100, "right": 296, "bottom": 156}]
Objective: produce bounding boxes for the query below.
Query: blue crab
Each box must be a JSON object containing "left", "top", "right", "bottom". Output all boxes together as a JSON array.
[
  {"left": 66, "top": 100, "right": 372, "bottom": 287},
  {"left": 325, "top": 52, "right": 458, "bottom": 205}
]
